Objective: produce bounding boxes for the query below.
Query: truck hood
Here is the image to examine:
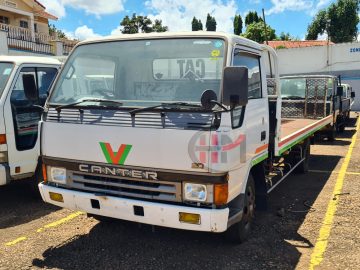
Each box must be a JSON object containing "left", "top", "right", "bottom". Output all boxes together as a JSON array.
[{"left": 42, "top": 109, "right": 215, "bottom": 173}]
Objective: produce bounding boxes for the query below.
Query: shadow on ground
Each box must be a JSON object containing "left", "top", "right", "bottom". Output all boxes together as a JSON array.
[{"left": 0, "top": 179, "right": 59, "bottom": 229}]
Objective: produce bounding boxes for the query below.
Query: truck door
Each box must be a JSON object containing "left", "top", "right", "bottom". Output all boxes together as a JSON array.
[
  {"left": 232, "top": 49, "right": 269, "bottom": 163},
  {"left": 4, "top": 65, "right": 58, "bottom": 179}
]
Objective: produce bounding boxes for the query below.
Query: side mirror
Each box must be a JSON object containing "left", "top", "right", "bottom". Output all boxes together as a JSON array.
[
  {"left": 222, "top": 66, "right": 248, "bottom": 107},
  {"left": 336, "top": 86, "right": 344, "bottom": 97},
  {"left": 351, "top": 91, "right": 355, "bottom": 98},
  {"left": 23, "top": 74, "right": 38, "bottom": 101}
]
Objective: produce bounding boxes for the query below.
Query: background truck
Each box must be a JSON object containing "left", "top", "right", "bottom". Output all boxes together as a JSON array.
[
  {"left": 339, "top": 83, "right": 355, "bottom": 120},
  {"left": 279, "top": 75, "right": 348, "bottom": 139},
  {"left": 35, "top": 32, "right": 335, "bottom": 242},
  {"left": 0, "top": 56, "right": 60, "bottom": 186}
]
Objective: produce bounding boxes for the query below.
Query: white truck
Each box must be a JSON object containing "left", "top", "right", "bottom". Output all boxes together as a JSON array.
[
  {"left": 36, "top": 32, "right": 334, "bottom": 242},
  {"left": 0, "top": 56, "right": 60, "bottom": 186}
]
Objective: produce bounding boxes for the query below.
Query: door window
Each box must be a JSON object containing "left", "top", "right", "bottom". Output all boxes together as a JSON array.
[
  {"left": 10, "top": 67, "right": 57, "bottom": 151},
  {"left": 233, "top": 51, "right": 262, "bottom": 99}
]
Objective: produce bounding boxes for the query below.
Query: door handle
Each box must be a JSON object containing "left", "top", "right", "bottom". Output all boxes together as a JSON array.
[{"left": 261, "top": 131, "right": 266, "bottom": 141}]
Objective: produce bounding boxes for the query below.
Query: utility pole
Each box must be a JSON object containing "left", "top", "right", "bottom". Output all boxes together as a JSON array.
[{"left": 262, "top": 8, "right": 272, "bottom": 77}]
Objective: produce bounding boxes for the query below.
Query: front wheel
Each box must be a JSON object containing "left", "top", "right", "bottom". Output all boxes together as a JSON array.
[{"left": 226, "top": 175, "right": 256, "bottom": 243}]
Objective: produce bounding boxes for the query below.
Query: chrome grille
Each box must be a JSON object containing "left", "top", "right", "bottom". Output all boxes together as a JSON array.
[
  {"left": 68, "top": 171, "right": 182, "bottom": 202},
  {"left": 45, "top": 108, "right": 213, "bottom": 130}
]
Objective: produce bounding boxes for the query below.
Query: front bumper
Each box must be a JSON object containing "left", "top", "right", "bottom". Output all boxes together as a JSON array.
[{"left": 39, "top": 183, "right": 230, "bottom": 232}]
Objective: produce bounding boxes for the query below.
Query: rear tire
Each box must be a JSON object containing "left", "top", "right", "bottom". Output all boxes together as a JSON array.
[
  {"left": 294, "top": 139, "right": 310, "bottom": 174},
  {"left": 226, "top": 175, "right": 256, "bottom": 244},
  {"left": 328, "top": 125, "right": 336, "bottom": 141}
]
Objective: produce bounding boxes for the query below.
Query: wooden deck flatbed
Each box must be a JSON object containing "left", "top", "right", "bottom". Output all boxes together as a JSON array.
[{"left": 276, "top": 115, "right": 333, "bottom": 155}]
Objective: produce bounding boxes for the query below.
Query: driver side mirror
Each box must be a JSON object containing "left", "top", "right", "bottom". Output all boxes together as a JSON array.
[
  {"left": 336, "top": 86, "right": 344, "bottom": 97},
  {"left": 222, "top": 66, "right": 248, "bottom": 107},
  {"left": 23, "top": 74, "right": 38, "bottom": 101},
  {"left": 351, "top": 91, "right": 355, "bottom": 98}
]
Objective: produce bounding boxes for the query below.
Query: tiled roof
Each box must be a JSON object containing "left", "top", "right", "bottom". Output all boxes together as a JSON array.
[
  {"left": 266, "top": 40, "right": 334, "bottom": 49},
  {"left": 34, "top": 10, "right": 58, "bottom": 20},
  {"left": 33, "top": 0, "right": 58, "bottom": 20}
]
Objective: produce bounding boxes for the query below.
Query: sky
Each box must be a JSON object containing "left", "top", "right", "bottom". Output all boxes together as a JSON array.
[{"left": 39, "top": 0, "right": 339, "bottom": 41}]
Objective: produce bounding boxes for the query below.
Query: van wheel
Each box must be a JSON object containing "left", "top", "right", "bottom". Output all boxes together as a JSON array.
[
  {"left": 328, "top": 125, "right": 336, "bottom": 141},
  {"left": 226, "top": 175, "right": 255, "bottom": 243},
  {"left": 29, "top": 164, "right": 42, "bottom": 197},
  {"left": 294, "top": 139, "right": 310, "bottom": 174}
]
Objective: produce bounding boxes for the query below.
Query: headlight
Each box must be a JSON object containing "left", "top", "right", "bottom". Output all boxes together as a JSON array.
[
  {"left": 184, "top": 183, "right": 207, "bottom": 202},
  {"left": 48, "top": 167, "right": 67, "bottom": 184}
]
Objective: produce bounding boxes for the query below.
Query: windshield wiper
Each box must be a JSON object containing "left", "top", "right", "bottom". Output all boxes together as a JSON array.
[
  {"left": 129, "top": 102, "right": 202, "bottom": 115},
  {"left": 55, "top": 98, "right": 123, "bottom": 112}
]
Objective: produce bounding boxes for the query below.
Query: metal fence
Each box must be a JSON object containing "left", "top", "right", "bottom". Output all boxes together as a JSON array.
[{"left": 7, "top": 31, "right": 53, "bottom": 55}]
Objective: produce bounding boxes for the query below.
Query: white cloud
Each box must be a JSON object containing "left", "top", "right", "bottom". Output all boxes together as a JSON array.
[
  {"left": 317, "top": 32, "right": 328, "bottom": 40},
  {"left": 39, "top": 0, "right": 66, "bottom": 18},
  {"left": 266, "top": 0, "right": 313, "bottom": 15},
  {"left": 38, "top": 0, "right": 125, "bottom": 18},
  {"left": 110, "top": 26, "right": 123, "bottom": 36},
  {"left": 145, "top": 0, "right": 238, "bottom": 33},
  {"left": 73, "top": 25, "right": 101, "bottom": 40}
]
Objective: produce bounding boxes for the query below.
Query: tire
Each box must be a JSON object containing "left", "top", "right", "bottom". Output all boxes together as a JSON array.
[
  {"left": 294, "top": 139, "right": 310, "bottom": 174},
  {"left": 338, "top": 124, "right": 345, "bottom": 133},
  {"left": 28, "top": 164, "right": 43, "bottom": 197},
  {"left": 226, "top": 175, "right": 256, "bottom": 244},
  {"left": 328, "top": 125, "right": 336, "bottom": 141}
]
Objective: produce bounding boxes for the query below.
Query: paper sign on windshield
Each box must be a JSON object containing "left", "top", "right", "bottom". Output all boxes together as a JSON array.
[{"left": 153, "top": 58, "right": 223, "bottom": 80}]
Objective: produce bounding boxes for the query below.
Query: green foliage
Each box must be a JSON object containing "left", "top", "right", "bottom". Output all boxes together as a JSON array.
[
  {"left": 245, "top": 11, "right": 262, "bottom": 26},
  {"left": 306, "top": 0, "right": 359, "bottom": 42},
  {"left": 233, "top": 14, "right": 243, "bottom": 35},
  {"left": 153, "top": 19, "right": 168, "bottom": 32},
  {"left": 279, "top": 32, "right": 292, "bottom": 41},
  {"left": 48, "top": 24, "right": 67, "bottom": 39},
  {"left": 120, "top": 13, "right": 168, "bottom": 34},
  {"left": 206, "top": 13, "right": 217, "bottom": 31},
  {"left": 275, "top": 45, "right": 287, "bottom": 49},
  {"left": 191, "top": 17, "right": 203, "bottom": 31},
  {"left": 243, "top": 21, "right": 276, "bottom": 43}
]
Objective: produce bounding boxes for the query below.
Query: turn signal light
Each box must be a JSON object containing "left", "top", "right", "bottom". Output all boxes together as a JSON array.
[
  {"left": 49, "top": 192, "right": 64, "bottom": 203},
  {"left": 0, "top": 134, "right": 6, "bottom": 145},
  {"left": 42, "top": 164, "right": 47, "bottom": 182},
  {"left": 214, "top": 183, "right": 228, "bottom": 206},
  {"left": 179, "top": 212, "right": 201, "bottom": 225}
]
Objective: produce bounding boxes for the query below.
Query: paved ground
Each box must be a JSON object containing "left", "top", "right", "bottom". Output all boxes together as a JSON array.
[{"left": 0, "top": 113, "right": 359, "bottom": 270}]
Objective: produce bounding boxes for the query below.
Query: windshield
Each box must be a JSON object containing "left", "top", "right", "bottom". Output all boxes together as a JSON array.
[
  {"left": 49, "top": 38, "right": 226, "bottom": 108},
  {"left": 281, "top": 78, "right": 306, "bottom": 98},
  {"left": 0, "top": 63, "right": 14, "bottom": 97}
]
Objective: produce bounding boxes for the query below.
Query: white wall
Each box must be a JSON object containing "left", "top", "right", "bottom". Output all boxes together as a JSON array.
[
  {"left": 0, "top": 30, "right": 8, "bottom": 55},
  {"left": 275, "top": 42, "right": 360, "bottom": 110}
]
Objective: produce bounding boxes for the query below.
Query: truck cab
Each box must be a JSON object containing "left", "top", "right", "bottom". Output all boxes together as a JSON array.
[{"left": 0, "top": 56, "right": 60, "bottom": 186}]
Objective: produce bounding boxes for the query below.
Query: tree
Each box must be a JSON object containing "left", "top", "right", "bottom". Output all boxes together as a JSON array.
[
  {"left": 233, "top": 14, "right": 243, "bottom": 35},
  {"left": 152, "top": 19, "right": 168, "bottom": 32},
  {"left": 243, "top": 21, "right": 276, "bottom": 43},
  {"left": 306, "top": 0, "right": 359, "bottom": 42},
  {"left": 120, "top": 13, "right": 168, "bottom": 34},
  {"left": 48, "top": 24, "right": 67, "bottom": 39},
  {"left": 245, "top": 11, "right": 262, "bottom": 26},
  {"left": 192, "top": 17, "right": 203, "bottom": 31},
  {"left": 279, "top": 32, "right": 292, "bottom": 41},
  {"left": 206, "top": 13, "right": 217, "bottom": 31}
]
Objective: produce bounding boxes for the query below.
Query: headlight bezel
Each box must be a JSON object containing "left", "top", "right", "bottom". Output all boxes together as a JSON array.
[
  {"left": 183, "top": 183, "right": 213, "bottom": 203},
  {"left": 47, "top": 166, "right": 67, "bottom": 184}
]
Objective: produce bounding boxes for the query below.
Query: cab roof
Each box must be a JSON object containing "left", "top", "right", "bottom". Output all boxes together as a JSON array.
[
  {"left": 0, "top": 55, "right": 61, "bottom": 66},
  {"left": 76, "top": 31, "right": 263, "bottom": 51}
]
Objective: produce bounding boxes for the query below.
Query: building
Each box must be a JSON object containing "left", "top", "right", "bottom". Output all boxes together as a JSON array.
[
  {"left": 0, "top": 0, "right": 76, "bottom": 56},
  {"left": 267, "top": 40, "right": 334, "bottom": 50},
  {"left": 273, "top": 42, "right": 360, "bottom": 110}
]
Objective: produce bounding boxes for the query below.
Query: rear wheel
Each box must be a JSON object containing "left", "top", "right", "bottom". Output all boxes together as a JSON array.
[
  {"left": 226, "top": 175, "right": 256, "bottom": 243},
  {"left": 327, "top": 125, "right": 336, "bottom": 141},
  {"left": 294, "top": 139, "right": 310, "bottom": 174}
]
